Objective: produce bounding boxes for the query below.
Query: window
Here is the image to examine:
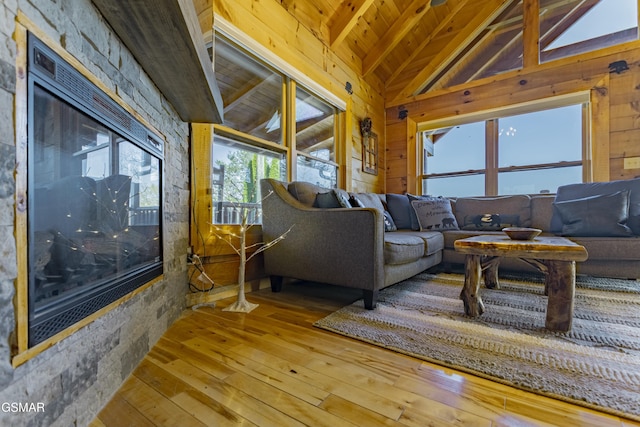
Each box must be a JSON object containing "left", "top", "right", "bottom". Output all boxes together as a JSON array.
[
  {"left": 540, "top": 0, "right": 638, "bottom": 63},
  {"left": 497, "top": 106, "right": 583, "bottom": 194},
  {"left": 211, "top": 133, "right": 285, "bottom": 224},
  {"left": 421, "top": 103, "right": 584, "bottom": 197},
  {"left": 425, "top": 0, "right": 638, "bottom": 93},
  {"left": 422, "top": 122, "right": 485, "bottom": 197},
  {"left": 211, "top": 34, "right": 342, "bottom": 224},
  {"left": 295, "top": 87, "right": 338, "bottom": 188},
  {"left": 215, "top": 37, "right": 284, "bottom": 144}
]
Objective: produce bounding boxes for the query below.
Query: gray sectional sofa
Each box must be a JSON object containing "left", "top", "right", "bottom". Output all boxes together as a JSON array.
[{"left": 260, "top": 178, "right": 640, "bottom": 309}]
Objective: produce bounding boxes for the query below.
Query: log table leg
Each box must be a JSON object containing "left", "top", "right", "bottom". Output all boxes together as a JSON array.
[
  {"left": 544, "top": 260, "right": 576, "bottom": 332},
  {"left": 460, "top": 255, "right": 485, "bottom": 317},
  {"left": 482, "top": 256, "right": 501, "bottom": 289}
]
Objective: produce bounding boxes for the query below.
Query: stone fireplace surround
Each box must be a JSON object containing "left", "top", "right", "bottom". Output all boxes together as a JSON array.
[{"left": 0, "top": 1, "right": 189, "bottom": 425}]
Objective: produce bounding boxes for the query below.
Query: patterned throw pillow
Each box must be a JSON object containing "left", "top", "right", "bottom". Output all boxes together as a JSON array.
[
  {"left": 462, "top": 213, "right": 520, "bottom": 231},
  {"left": 407, "top": 194, "right": 437, "bottom": 230},
  {"left": 383, "top": 211, "right": 397, "bottom": 232},
  {"left": 410, "top": 198, "right": 459, "bottom": 231},
  {"left": 349, "top": 195, "right": 365, "bottom": 208},
  {"left": 333, "top": 189, "right": 352, "bottom": 208}
]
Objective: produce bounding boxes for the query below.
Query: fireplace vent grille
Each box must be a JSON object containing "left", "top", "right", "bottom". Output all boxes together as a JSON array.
[{"left": 29, "top": 265, "right": 161, "bottom": 346}]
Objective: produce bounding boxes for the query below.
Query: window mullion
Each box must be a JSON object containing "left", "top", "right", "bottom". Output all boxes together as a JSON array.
[
  {"left": 486, "top": 119, "right": 499, "bottom": 195},
  {"left": 286, "top": 79, "right": 297, "bottom": 182}
]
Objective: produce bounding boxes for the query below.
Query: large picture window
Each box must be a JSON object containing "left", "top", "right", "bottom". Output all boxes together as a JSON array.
[
  {"left": 422, "top": 103, "right": 584, "bottom": 197},
  {"left": 211, "top": 34, "right": 342, "bottom": 224}
]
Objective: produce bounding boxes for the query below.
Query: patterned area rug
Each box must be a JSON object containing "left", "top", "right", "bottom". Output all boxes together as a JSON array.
[{"left": 314, "top": 273, "right": 640, "bottom": 421}]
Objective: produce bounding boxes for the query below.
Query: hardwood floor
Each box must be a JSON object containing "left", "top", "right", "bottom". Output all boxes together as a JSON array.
[{"left": 91, "top": 282, "right": 639, "bottom": 427}]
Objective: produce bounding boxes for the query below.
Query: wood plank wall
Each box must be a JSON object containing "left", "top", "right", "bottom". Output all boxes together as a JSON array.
[
  {"left": 386, "top": 40, "right": 640, "bottom": 193},
  {"left": 610, "top": 61, "right": 640, "bottom": 180}
]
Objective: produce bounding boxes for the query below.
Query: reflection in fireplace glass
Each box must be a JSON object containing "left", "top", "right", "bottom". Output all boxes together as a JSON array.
[{"left": 28, "top": 81, "right": 162, "bottom": 346}]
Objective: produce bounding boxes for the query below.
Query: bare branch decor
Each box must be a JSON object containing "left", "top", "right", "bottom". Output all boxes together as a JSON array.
[{"left": 212, "top": 191, "right": 292, "bottom": 313}]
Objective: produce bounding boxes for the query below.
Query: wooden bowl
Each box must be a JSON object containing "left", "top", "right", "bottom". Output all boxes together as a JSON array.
[{"left": 503, "top": 227, "right": 542, "bottom": 240}]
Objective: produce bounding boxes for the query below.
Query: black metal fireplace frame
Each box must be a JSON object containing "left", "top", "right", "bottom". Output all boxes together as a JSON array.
[{"left": 26, "top": 33, "right": 164, "bottom": 347}]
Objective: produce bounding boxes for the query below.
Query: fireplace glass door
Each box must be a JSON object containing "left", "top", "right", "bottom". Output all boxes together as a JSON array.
[{"left": 27, "top": 34, "right": 163, "bottom": 346}]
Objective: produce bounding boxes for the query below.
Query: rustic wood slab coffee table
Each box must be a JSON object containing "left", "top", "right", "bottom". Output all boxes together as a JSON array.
[{"left": 454, "top": 235, "right": 588, "bottom": 332}]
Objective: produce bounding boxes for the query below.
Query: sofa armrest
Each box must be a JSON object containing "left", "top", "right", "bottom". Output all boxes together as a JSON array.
[{"left": 260, "top": 179, "right": 385, "bottom": 291}]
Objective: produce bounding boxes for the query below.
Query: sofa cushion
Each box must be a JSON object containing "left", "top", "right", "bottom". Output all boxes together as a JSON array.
[
  {"left": 409, "top": 230, "right": 445, "bottom": 256},
  {"left": 530, "top": 194, "right": 555, "bottom": 231},
  {"left": 454, "top": 195, "right": 532, "bottom": 228},
  {"left": 383, "top": 233, "right": 425, "bottom": 265},
  {"left": 288, "top": 181, "right": 326, "bottom": 206},
  {"left": 386, "top": 193, "right": 413, "bottom": 229},
  {"left": 553, "top": 191, "right": 634, "bottom": 237},
  {"left": 383, "top": 231, "right": 444, "bottom": 264},
  {"left": 411, "top": 198, "right": 459, "bottom": 231},
  {"left": 551, "top": 178, "right": 640, "bottom": 234},
  {"left": 569, "top": 236, "right": 640, "bottom": 260}
]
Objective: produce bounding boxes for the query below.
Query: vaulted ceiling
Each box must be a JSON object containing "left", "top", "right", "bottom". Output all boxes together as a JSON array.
[{"left": 196, "top": 0, "right": 621, "bottom": 105}]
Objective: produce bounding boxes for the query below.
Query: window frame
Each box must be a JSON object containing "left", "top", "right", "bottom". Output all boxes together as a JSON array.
[
  {"left": 208, "top": 18, "right": 347, "bottom": 225},
  {"left": 418, "top": 94, "right": 590, "bottom": 196}
]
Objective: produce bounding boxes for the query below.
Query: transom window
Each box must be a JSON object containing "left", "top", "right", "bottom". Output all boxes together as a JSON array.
[
  {"left": 540, "top": 0, "right": 638, "bottom": 62},
  {"left": 421, "top": 103, "right": 584, "bottom": 197},
  {"left": 426, "top": 0, "right": 638, "bottom": 92}
]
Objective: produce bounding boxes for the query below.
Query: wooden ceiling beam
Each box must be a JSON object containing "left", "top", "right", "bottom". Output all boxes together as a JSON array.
[
  {"left": 330, "top": 0, "right": 376, "bottom": 49},
  {"left": 361, "top": 0, "right": 431, "bottom": 77},
  {"left": 523, "top": 0, "right": 539, "bottom": 68},
  {"left": 391, "top": 0, "right": 513, "bottom": 104}
]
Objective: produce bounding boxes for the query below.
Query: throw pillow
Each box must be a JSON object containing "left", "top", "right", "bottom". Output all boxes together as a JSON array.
[
  {"left": 462, "top": 213, "right": 520, "bottom": 231},
  {"left": 314, "top": 189, "right": 353, "bottom": 209},
  {"left": 550, "top": 178, "right": 640, "bottom": 235},
  {"left": 314, "top": 191, "right": 342, "bottom": 208},
  {"left": 349, "top": 195, "right": 365, "bottom": 208},
  {"left": 288, "top": 181, "right": 327, "bottom": 206},
  {"left": 385, "top": 193, "right": 413, "bottom": 229},
  {"left": 383, "top": 211, "right": 397, "bottom": 232},
  {"left": 351, "top": 192, "right": 386, "bottom": 213},
  {"left": 553, "top": 190, "right": 634, "bottom": 237},
  {"left": 333, "top": 189, "right": 352, "bottom": 208},
  {"left": 410, "top": 198, "right": 459, "bottom": 231},
  {"left": 407, "top": 194, "right": 438, "bottom": 230}
]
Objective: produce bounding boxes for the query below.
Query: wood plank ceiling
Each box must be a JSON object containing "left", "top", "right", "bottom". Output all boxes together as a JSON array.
[{"left": 199, "top": 0, "right": 612, "bottom": 105}]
